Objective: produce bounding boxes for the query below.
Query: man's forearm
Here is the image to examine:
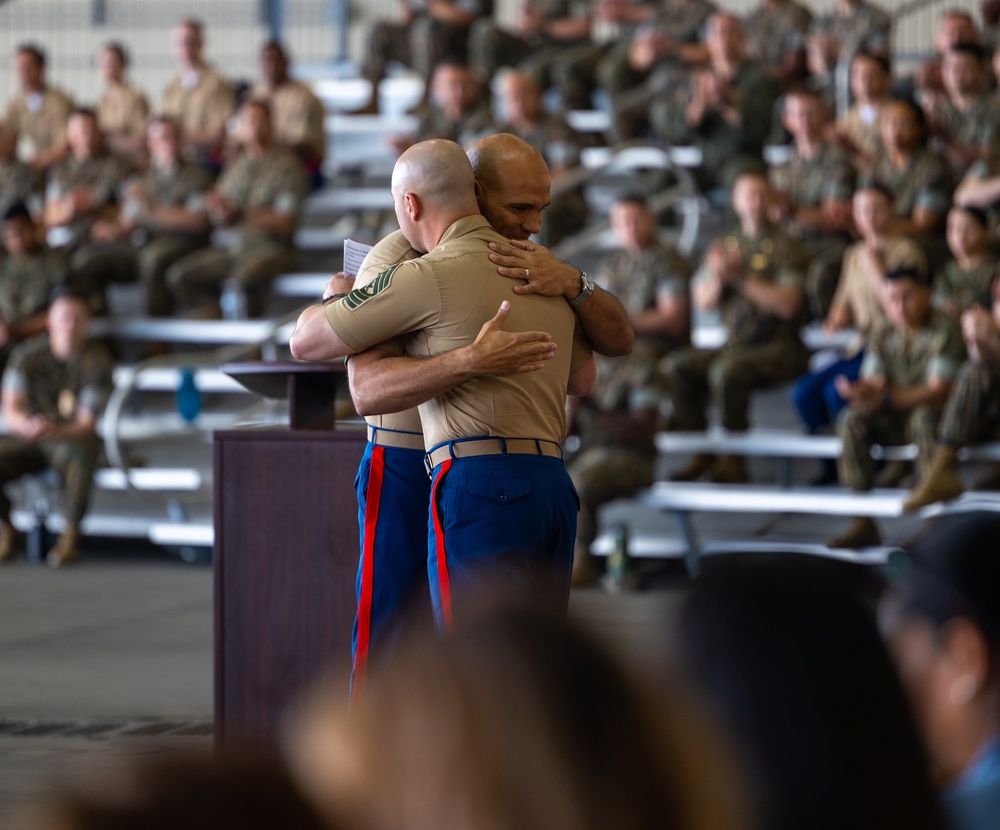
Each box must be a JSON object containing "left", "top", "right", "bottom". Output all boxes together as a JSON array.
[
  {"left": 574, "top": 288, "right": 633, "bottom": 357},
  {"left": 348, "top": 349, "right": 480, "bottom": 416}
]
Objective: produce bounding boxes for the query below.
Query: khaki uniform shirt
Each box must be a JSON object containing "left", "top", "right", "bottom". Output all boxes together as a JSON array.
[
  {"left": 5, "top": 86, "right": 74, "bottom": 162},
  {"left": 832, "top": 239, "right": 895, "bottom": 335},
  {"left": 160, "top": 67, "right": 236, "bottom": 146},
  {"left": 352, "top": 229, "right": 423, "bottom": 434},
  {"left": 934, "top": 256, "right": 1000, "bottom": 314},
  {"left": 249, "top": 80, "right": 326, "bottom": 166},
  {"left": 2, "top": 334, "right": 113, "bottom": 422},
  {"left": 326, "top": 215, "right": 592, "bottom": 448},
  {"left": 862, "top": 308, "right": 964, "bottom": 386},
  {"left": 837, "top": 102, "right": 884, "bottom": 161},
  {"left": 216, "top": 147, "right": 308, "bottom": 250},
  {"left": 96, "top": 83, "right": 150, "bottom": 143}
]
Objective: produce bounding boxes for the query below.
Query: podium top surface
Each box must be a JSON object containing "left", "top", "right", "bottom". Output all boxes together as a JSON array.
[{"left": 220, "top": 360, "right": 346, "bottom": 400}]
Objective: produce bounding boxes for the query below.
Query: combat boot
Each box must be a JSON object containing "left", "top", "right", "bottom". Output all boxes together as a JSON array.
[
  {"left": 669, "top": 454, "right": 716, "bottom": 482},
  {"left": 903, "top": 446, "right": 963, "bottom": 512},
  {"left": 827, "top": 517, "right": 882, "bottom": 550},
  {"left": 46, "top": 524, "right": 80, "bottom": 567},
  {"left": 711, "top": 454, "right": 747, "bottom": 484},
  {"left": 0, "top": 520, "right": 18, "bottom": 562}
]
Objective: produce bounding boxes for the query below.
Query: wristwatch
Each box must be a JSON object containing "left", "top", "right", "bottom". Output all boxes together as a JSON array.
[{"left": 568, "top": 271, "right": 595, "bottom": 308}]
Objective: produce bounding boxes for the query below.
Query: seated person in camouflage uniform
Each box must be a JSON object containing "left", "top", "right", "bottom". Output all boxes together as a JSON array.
[
  {"left": 904, "top": 278, "right": 1000, "bottom": 510},
  {"left": 0, "top": 120, "right": 44, "bottom": 218},
  {"left": 742, "top": 0, "right": 812, "bottom": 85},
  {"left": 829, "top": 251, "right": 965, "bottom": 548},
  {"left": 42, "top": 108, "right": 134, "bottom": 314},
  {"left": 569, "top": 191, "right": 691, "bottom": 585},
  {"left": 934, "top": 205, "right": 1000, "bottom": 320},
  {"left": 496, "top": 71, "right": 587, "bottom": 246},
  {"left": 0, "top": 288, "right": 113, "bottom": 566},
  {"left": 249, "top": 42, "right": 327, "bottom": 189},
  {"left": 791, "top": 184, "right": 898, "bottom": 482},
  {"left": 921, "top": 43, "right": 1000, "bottom": 177},
  {"left": 652, "top": 14, "right": 780, "bottom": 194},
  {"left": 863, "top": 98, "right": 953, "bottom": 269},
  {"left": 0, "top": 203, "right": 67, "bottom": 370},
  {"left": 88, "top": 115, "right": 213, "bottom": 317},
  {"left": 835, "top": 51, "right": 891, "bottom": 167},
  {"left": 468, "top": 0, "right": 592, "bottom": 107},
  {"left": 362, "top": 0, "right": 492, "bottom": 106},
  {"left": 768, "top": 86, "right": 856, "bottom": 319},
  {"left": 165, "top": 99, "right": 307, "bottom": 318},
  {"left": 806, "top": 0, "right": 890, "bottom": 88},
  {"left": 596, "top": 0, "right": 716, "bottom": 142},
  {"left": 5, "top": 43, "right": 74, "bottom": 171},
  {"left": 664, "top": 171, "right": 808, "bottom": 484},
  {"left": 390, "top": 59, "right": 496, "bottom": 154}
]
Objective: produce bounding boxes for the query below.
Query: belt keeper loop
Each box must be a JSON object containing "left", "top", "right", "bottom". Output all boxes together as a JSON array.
[
  {"left": 499, "top": 437, "right": 508, "bottom": 455},
  {"left": 534, "top": 439, "right": 542, "bottom": 456}
]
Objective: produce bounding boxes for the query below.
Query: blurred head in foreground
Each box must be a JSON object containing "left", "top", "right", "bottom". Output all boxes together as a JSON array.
[
  {"left": 880, "top": 512, "right": 1000, "bottom": 830},
  {"left": 674, "top": 557, "right": 949, "bottom": 830},
  {"left": 290, "top": 600, "right": 748, "bottom": 830}
]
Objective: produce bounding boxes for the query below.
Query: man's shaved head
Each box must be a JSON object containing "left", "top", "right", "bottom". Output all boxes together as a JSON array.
[
  {"left": 466, "top": 133, "right": 551, "bottom": 240},
  {"left": 392, "top": 139, "right": 477, "bottom": 212},
  {"left": 391, "top": 139, "right": 480, "bottom": 252}
]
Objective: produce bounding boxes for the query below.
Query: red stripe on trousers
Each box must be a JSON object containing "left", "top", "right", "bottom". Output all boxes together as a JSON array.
[
  {"left": 352, "top": 444, "right": 385, "bottom": 699},
  {"left": 430, "top": 458, "right": 454, "bottom": 632}
]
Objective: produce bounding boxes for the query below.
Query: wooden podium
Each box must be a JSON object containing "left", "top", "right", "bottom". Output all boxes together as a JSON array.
[{"left": 214, "top": 361, "right": 365, "bottom": 748}]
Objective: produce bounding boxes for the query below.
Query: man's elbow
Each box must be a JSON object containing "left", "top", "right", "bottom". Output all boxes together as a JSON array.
[{"left": 597, "top": 326, "right": 634, "bottom": 358}]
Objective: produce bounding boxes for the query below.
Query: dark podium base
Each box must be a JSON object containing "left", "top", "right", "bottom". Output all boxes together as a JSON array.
[{"left": 214, "top": 425, "right": 365, "bottom": 748}]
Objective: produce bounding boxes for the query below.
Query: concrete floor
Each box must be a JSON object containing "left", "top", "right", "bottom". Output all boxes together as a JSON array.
[{"left": 0, "top": 542, "right": 685, "bottom": 827}]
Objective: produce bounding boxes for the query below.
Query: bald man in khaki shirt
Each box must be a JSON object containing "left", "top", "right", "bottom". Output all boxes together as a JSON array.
[{"left": 292, "top": 139, "right": 595, "bottom": 633}]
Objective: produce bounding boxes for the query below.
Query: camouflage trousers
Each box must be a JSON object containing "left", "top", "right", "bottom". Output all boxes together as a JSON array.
[
  {"left": 803, "top": 235, "right": 849, "bottom": 322},
  {"left": 0, "top": 436, "right": 100, "bottom": 524},
  {"left": 837, "top": 405, "right": 939, "bottom": 491},
  {"left": 165, "top": 242, "right": 298, "bottom": 317},
  {"left": 567, "top": 444, "right": 655, "bottom": 551},
  {"left": 938, "top": 360, "right": 1000, "bottom": 446},
  {"left": 664, "top": 340, "right": 809, "bottom": 431},
  {"left": 365, "top": 16, "right": 471, "bottom": 82}
]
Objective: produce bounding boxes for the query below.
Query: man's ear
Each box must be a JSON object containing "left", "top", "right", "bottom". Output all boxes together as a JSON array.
[
  {"left": 473, "top": 178, "right": 485, "bottom": 204},
  {"left": 404, "top": 191, "right": 420, "bottom": 221}
]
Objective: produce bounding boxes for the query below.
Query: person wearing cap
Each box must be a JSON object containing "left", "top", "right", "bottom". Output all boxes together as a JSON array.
[
  {"left": 291, "top": 138, "right": 596, "bottom": 634},
  {"left": 0, "top": 288, "right": 113, "bottom": 566},
  {"left": 879, "top": 511, "right": 1000, "bottom": 830},
  {"left": 828, "top": 249, "right": 965, "bottom": 549}
]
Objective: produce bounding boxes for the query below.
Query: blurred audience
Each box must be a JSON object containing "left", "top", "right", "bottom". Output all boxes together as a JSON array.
[
  {"left": 94, "top": 41, "right": 150, "bottom": 162},
  {"left": 5, "top": 43, "right": 74, "bottom": 171}
]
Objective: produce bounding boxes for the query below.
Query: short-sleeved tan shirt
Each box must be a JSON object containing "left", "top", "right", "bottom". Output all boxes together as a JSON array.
[
  {"left": 5, "top": 86, "right": 74, "bottom": 161},
  {"left": 160, "top": 67, "right": 235, "bottom": 144},
  {"left": 249, "top": 80, "right": 326, "bottom": 165},
  {"left": 326, "top": 216, "right": 592, "bottom": 448},
  {"left": 96, "top": 82, "right": 150, "bottom": 143},
  {"left": 351, "top": 229, "right": 422, "bottom": 433}
]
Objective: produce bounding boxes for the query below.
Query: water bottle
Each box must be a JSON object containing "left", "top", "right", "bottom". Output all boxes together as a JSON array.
[
  {"left": 605, "top": 523, "right": 631, "bottom": 593},
  {"left": 177, "top": 368, "right": 202, "bottom": 423},
  {"left": 220, "top": 281, "right": 248, "bottom": 320}
]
